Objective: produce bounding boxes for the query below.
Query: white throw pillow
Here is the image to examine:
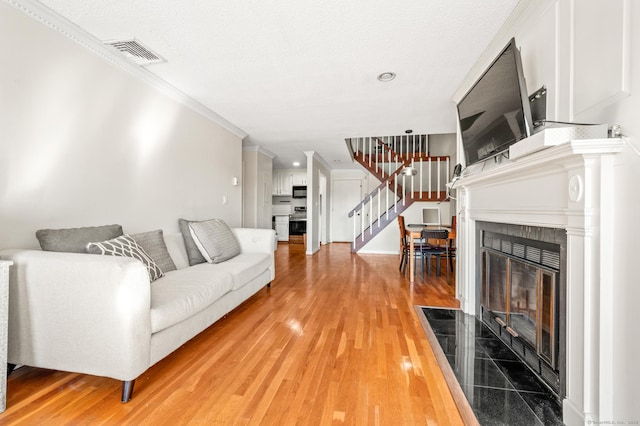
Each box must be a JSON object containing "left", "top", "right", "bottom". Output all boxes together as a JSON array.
[{"left": 188, "top": 219, "right": 241, "bottom": 264}]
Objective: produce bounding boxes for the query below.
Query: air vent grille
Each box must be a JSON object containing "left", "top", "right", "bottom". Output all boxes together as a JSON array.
[
  {"left": 104, "top": 39, "right": 165, "bottom": 66},
  {"left": 512, "top": 243, "right": 525, "bottom": 258},
  {"left": 542, "top": 250, "right": 561, "bottom": 270},
  {"left": 526, "top": 246, "right": 541, "bottom": 263},
  {"left": 482, "top": 231, "right": 560, "bottom": 272}
]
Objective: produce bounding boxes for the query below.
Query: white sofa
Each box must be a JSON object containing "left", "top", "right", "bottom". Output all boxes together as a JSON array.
[{"left": 0, "top": 228, "right": 276, "bottom": 402}]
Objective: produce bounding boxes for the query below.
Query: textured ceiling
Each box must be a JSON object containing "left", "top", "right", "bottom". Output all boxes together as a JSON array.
[{"left": 38, "top": 0, "right": 519, "bottom": 169}]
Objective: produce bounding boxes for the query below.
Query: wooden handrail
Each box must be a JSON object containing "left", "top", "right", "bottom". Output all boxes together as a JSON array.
[{"left": 347, "top": 157, "right": 412, "bottom": 217}]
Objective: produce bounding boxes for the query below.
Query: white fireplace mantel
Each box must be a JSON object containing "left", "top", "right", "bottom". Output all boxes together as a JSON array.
[{"left": 454, "top": 138, "right": 625, "bottom": 426}]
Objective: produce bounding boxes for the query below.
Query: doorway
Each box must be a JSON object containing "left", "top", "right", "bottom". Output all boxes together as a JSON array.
[{"left": 331, "top": 178, "right": 363, "bottom": 242}]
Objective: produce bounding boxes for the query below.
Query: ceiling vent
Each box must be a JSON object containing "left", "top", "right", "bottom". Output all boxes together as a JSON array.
[{"left": 104, "top": 39, "right": 165, "bottom": 66}]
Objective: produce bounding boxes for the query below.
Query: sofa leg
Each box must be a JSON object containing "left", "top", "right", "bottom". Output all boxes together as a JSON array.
[
  {"left": 121, "top": 380, "right": 135, "bottom": 403},
  {"left": 266, "top": 282, "right": 271, "bottom": 288}
]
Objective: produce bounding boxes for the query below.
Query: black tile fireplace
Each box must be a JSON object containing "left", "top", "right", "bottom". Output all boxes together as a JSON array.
[{"left": 476, "top": 221, "right": 567, "bottom": 399}]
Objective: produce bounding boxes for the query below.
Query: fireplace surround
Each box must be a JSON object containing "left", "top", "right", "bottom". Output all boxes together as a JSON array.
[{"left": 454, "top": 137, "right": 625, "bottom": 425}]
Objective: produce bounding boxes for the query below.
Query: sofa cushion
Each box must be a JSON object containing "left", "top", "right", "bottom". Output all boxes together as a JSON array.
[
  {"left": 207, "top": 253, "right": 272, "bottom": 290},
  {"left": 87, "top": 234, "right": 164, "bottom": 282},
  {"left": 178, "top": 219, "right": 207, "bottom": 266},
  {"left": 189, "top": 219, "right": 241, "bottom": 264},
  {"left": 36, "top": 224, "right": 123, "bottom": 253},
  {"left": 150, "top": 266, "right": 234, "bottom": 333},
  {"left": 164, "top": 232, "right": 190, "bottom": 270},
  {"left": 132, "top": 230, "right": 177, "bottom": 273}
]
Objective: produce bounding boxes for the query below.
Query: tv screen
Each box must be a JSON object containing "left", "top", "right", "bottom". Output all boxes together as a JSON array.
[{"left": 457, "top": 38, "right": 533, "bottom": 166}]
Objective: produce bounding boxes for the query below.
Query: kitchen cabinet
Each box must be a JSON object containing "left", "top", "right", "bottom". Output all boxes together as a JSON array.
[
  {"left": 272, "top": 169, "right": 307, "bottom": 195},
  {"left": 274, "top": 215, "right": 289, "bottom": 241},
  {"left": 291, "top": 170, "right": 307, "bottom": 186},
  {"left": 272, "top": 170, "right": 292, "bottom": 196}
]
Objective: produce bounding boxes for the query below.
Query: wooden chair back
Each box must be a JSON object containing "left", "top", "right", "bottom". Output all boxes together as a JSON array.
[{"left": 397, "top": 214, "right": 407, "bottom": 251}]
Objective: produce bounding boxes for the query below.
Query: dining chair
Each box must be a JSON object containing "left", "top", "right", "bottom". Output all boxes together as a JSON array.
[
  {"left": 448, "top": 216, "right": 456, "bottom": 272},
  {"left": 397, "top": 215, "right": 408, "bottom": 272},
  {"left": 420, "top": 228, "right": 450, "bottom": 283},
  {"left": 397, "top": 215, "right": 427, "bottom": 275}
]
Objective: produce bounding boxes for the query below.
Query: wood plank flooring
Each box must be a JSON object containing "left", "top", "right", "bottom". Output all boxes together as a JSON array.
[{"left": 2, "top": 242, "right": 461, "bottom": 425}]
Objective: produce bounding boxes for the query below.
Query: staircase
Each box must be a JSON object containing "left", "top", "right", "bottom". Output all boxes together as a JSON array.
[{"left": 346, "top": 135, "right": 450, "bottom": 252}]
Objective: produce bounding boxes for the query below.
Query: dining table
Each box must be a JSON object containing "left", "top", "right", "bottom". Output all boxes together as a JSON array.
[{"left": 405, "top": 224, "right": 456, "bottom": 283}]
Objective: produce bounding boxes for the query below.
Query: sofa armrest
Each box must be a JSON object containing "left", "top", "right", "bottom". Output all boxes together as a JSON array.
[
  {"left": 231, "top": 228, "right": 276, "bottom": 281},
  {"left": 232, "top": 228, "right": 276, "bottom": 253},
  {"left": 0, "top": 249, "right": 152, "bottom": 381}
]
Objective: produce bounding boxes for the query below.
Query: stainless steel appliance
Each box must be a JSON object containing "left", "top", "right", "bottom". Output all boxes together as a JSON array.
[
  {"left": 292, "top": 186, "right": 307, "bottom": 198},
  {"left": 289, "top": 206, "right": 307, "bottom": 242}
]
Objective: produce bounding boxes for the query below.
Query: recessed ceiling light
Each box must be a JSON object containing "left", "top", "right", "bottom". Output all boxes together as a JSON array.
[
  {"left": 292, "top": 161, "right": 300, "bottom": 167},
  {"left": 377, "top": 72, "right": 396, "bottom": 82}
]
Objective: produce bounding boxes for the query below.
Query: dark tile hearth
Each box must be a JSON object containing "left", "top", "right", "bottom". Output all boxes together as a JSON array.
[{"left": 420, "top": 307, "right": 563, "bottom": 426}]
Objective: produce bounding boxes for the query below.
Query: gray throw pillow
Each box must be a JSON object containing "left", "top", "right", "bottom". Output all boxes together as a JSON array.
[
  {"left": 178, "top": 218, "right": 207, "bottom": 266},
  {"left": 131, "top": 230, "right": 177, "bottom": 273},
  {"left": 87, "top": 234, "right": 164, "bottom": 282},
  {"left": 36, "top": 224, "right": 123, "bottom": 253},
  {"left": 188, "top": 219, "right": 241, "bottom": 264}
]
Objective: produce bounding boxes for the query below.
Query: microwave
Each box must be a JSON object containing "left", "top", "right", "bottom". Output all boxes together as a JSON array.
[{"left": 292, "top": 186, "right": 307, "bottom": 198}]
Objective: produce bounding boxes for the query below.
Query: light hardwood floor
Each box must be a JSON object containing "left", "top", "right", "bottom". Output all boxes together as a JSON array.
[{"left": 3, "top": 242, "right": 462, "bottom": 425}]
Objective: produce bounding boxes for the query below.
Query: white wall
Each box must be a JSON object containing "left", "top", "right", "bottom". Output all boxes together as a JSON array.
[
  {"left": 305, "top": 151, "right": 331, "bottom": 254},
  {"left": 242, "top": 147, "right": 273, "bottom": 229},
  {"left": 0, "top": 3, "right": 243, "bottom": 249},
  {"left": 452, "top": 0, "right": 640, "bottom": 422}
]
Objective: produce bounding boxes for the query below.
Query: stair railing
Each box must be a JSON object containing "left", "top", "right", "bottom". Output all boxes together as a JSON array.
[
  {"left": 348, "top": 156, "right": 450, "bottom": 249},
  {"left": 346, "top": 135, "right": 429, "bottom": 178}
]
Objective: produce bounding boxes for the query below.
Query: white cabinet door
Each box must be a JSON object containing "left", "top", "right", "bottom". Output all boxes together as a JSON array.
[
  {"left": 291, "top": 171, "right": 307, "bottom": 186},
  {"left": 272, "top": 170, "right": 292, "bottom": 195},
  {"left": 273, "top": 169, "right": 301, "bottom": 195},
  {"left": 275, "top": 222, "right": 289, "bottom": 241},
  {"left": 280, "top": 173, "right": 292, "bottom": 196}
]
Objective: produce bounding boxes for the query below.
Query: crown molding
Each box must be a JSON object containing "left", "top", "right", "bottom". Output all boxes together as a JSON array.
[
  {"left": 5, "top": 0, "right": 248, "bottom": 140},
  {"left": 242, "top": 145, "right": 276, "bottom": 159},
  {"left": 304, "top": 151, "right": 332, "bottom": 171}
]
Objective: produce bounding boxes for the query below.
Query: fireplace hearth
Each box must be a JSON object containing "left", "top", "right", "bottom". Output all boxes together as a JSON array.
[{"left": 477, "top": 221, "right": 566, "bottom": 398}]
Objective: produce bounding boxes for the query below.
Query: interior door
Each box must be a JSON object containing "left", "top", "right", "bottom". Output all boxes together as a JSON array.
[{"left": 331, "top": 179, "right": 363, "bottom": 242}]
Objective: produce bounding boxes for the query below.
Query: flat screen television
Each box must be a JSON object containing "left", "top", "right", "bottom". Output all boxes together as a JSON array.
[{"left": 457, "top": 38, "right": 533, "bottom": 166}]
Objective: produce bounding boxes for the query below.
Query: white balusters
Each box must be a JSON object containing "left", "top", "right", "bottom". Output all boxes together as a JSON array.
[
  {"left": 437, "top": 158, "right": 441, "bottom": 198},
  {"left": 428, "top": 157, "right": 432, "bottom": 199},
  {"left": 411, "top": 159, "right": 415, "bottom": 199},
  {"left": 386, "top": 185, "right": 389, "bottom": 220},
  {"left": 360, "top": 201, "right": 365, "bottom": 242},
  {"left": 377, "top": 188, "right": 381, "bottom": 228},
  {"left": 402, "top": 174, "right": 406, "bottom": 206},
  {"left": 419, "top": 158, "right": 423, "bottom": 197},
  {"left": 352, "top": 214, "right": 356, "bottom": 250},
  {"left": 394, "top": 176, "right": 398, "bottom": 212}
]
